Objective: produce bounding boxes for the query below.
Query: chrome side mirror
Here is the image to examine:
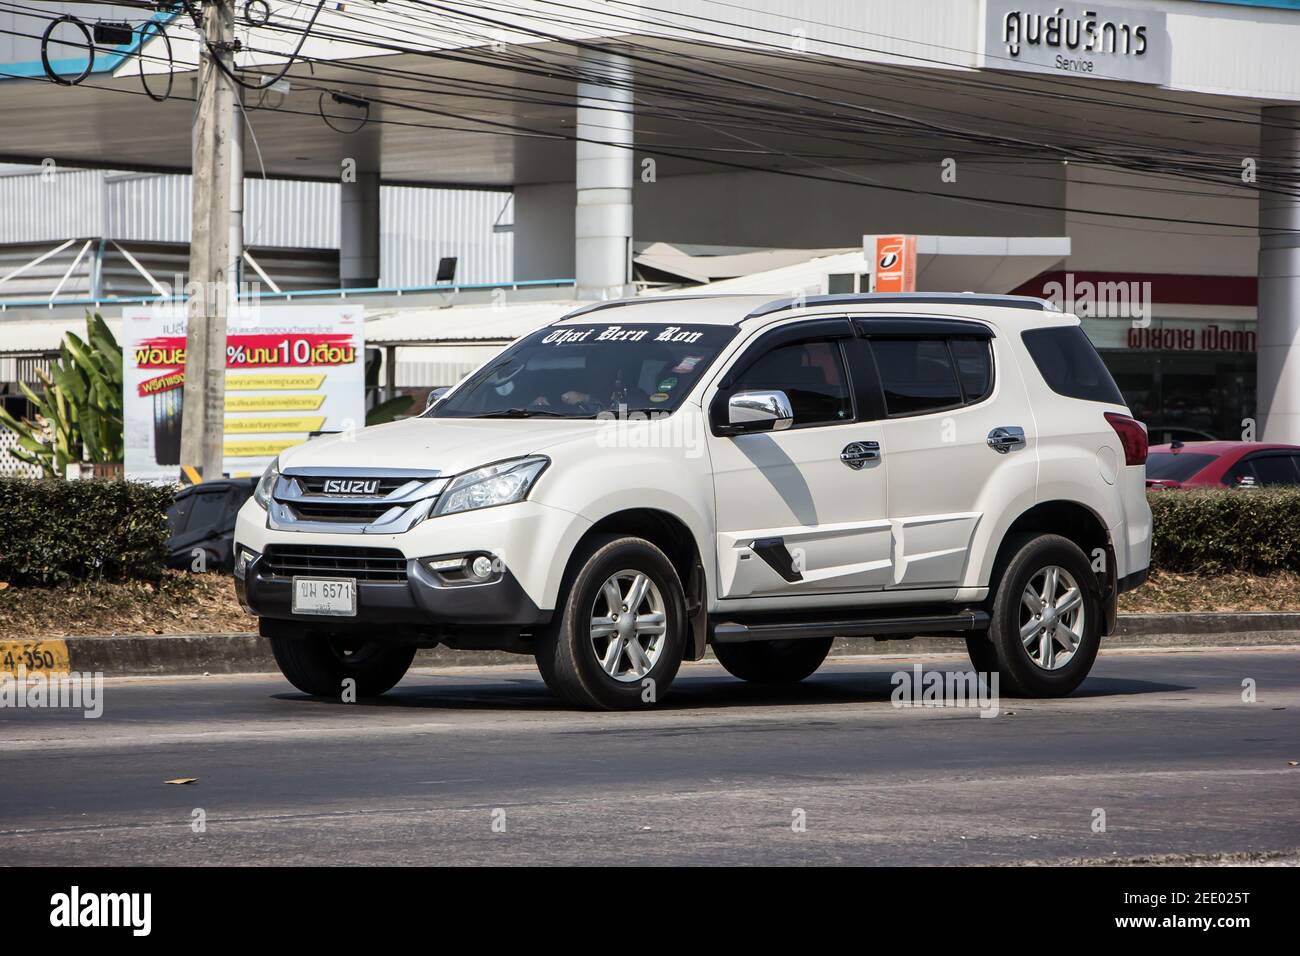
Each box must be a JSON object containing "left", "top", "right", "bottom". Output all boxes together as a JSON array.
[
  {"left": 727, "top": 390, "right": 794, "bottom": 433},
  {"left": 424, "top": 386, "right": 450, "bottom": 414}
]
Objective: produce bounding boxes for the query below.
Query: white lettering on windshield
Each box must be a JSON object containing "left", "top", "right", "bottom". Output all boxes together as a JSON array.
[{"left": 539, "top": 325, "right": 708, "bottom": 346}]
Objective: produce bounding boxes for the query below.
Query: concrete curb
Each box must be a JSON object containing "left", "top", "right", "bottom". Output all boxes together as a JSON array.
[{"left": 42, "top": 611, "right": 1300, "bottom": 677}]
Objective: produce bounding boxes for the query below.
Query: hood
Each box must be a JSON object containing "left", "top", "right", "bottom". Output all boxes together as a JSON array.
[{"left": 278, "top": 416, "right": 600, "bottom": 476}]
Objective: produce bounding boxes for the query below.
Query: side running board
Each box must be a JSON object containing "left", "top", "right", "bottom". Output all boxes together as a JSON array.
[{"left": 711, "top": 609, "right": 989, "bottom": 644}]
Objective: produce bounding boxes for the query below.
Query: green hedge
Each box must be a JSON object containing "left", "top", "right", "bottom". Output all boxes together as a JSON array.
[
  {"left": 0, "top": 478, "right": 172, "bottom": 586},
  {"left": 0, "top": 479, "right": 1295, "bottom": 586},
  {"left": 1148, "top": 488, "right": 1300, "bottom": 575}
]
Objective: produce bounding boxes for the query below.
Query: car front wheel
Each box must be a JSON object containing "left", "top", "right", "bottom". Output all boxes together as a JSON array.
[{"left": 534, "top": 535, "right": 687, "bottom": 710}]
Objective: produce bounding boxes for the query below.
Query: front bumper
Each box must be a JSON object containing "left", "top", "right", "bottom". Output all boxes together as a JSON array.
[
  {"left": 233, "top": 497, "right": 591, "bottom": 633},
  {"left": 236, "top": 554, "right": 547, "bottom": 630}
]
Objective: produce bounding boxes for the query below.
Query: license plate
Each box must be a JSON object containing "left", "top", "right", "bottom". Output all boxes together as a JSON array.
[{"left": 292, "top": 577, "right": 357, "bottom": 617}]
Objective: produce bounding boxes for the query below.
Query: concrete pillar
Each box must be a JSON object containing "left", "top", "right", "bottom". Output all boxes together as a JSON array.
[
  {"left": 340, "top": 169, "right": 381, "bottom": 289},
  {"left": 575, "top": 51, "right": 634, "bottom": 300},
  {"left": 1258, "top": 106, "right": 1300, "bottom": 443}
]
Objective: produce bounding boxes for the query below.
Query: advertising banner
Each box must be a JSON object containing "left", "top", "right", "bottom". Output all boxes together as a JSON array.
[{"left": 122, "top": 305, "right": 365, "bottom": 481}]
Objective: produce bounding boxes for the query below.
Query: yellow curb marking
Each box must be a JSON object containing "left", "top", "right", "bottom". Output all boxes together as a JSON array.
[{"left": 0, "top": 639, "right": 71, "bottom": 676}]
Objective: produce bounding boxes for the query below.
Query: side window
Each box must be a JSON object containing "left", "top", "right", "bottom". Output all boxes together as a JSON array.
[
  {"left": 1224, "top": 459, "right": 1254, "bottom": 487},
  {"left": 731, "top": 339, "right": 852, "bottom": 427},
  {"left": 1243, "top": 454, "right": 1300, "bottom": 487},
  {"left": 949, "top": 338, "right": 993, "bottom": 404},
  {"left": 871, "top": 338, "right": 962, "bottom": 416}
]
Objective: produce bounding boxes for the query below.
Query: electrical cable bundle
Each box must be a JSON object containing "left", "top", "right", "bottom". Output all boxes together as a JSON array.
[{"left": 6, "top": 0, "right": 1299, "bottom": 236}]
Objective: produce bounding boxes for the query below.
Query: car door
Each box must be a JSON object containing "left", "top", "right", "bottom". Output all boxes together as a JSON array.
[
  {"left": 706, "top": 318, "right": 892, "bottom": 600},
  {"left": 860, "top": 319, "right": 1035, "bottom": 590}
]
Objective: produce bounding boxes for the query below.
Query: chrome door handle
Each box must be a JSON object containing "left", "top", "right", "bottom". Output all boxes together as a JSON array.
[
  {"left": 987, "top": 426, "right": 1026, "bottom": 454},
  {"left": 840, "top": 440, "right": 881, "bottom": 470}
]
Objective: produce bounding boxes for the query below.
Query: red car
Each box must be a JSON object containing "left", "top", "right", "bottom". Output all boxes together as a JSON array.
[{"left": 1145, "top": 441, "right": 1300, "bottom": 489}]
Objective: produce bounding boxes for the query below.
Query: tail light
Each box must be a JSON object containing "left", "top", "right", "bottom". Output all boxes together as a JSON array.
[{"left": 1105, "top": 412, "right": 1148, "bottom": 466}]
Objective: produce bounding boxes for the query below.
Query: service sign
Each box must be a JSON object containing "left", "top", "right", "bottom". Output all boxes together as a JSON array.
[
  {"left": 983, "top": 2, "right": 1171, "bottom": 86},
  {"left": 872, "top": 235, "right": 916, "bottom": 293},
  {"left": 122, "top": 305, "right": 365, "bottom": 481}
]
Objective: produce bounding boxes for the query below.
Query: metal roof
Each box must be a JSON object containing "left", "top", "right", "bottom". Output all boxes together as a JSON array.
[{"left": 365, "top": 300, "right": 578, "bottom": 347}]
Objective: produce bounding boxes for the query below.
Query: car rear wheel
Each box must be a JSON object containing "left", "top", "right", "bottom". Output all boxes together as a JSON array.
[
  {"left": 264, "top": 620, "right": 415, "bottom": 698},
  {"left": 714, "top": 637, "right": 833, "bottom": 684},
  {"left": 534, "top": 535, "right": 687, "bottom": 710},
  {"left": 983, "top": 534, "right": 1102, "bottom": 698}
]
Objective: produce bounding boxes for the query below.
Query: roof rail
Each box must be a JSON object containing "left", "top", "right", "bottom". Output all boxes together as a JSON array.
[
  {"left": 560, "top": 293, "right": 759, "bottom": 321},
  {"left": 746, "top": 292, "right": 1059, "bottom": 319}
]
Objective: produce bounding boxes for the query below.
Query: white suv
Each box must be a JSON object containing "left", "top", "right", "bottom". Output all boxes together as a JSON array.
[{"left": 234, "top": 293, "right": 1152, "bottom": 709}]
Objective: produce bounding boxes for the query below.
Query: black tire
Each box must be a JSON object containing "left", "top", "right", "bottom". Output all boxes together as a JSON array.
[
  {"left": 985, "top": 533, "right": 1102, "bottom": 698},
  {"left": 264, "top": 620, "right": 415, "bottom": 698},
  {"left": 534, "top": 535, "right": 687, "bottom": 710},
  {"left": 714, "top": 637, "right": 832, "bottom": 684},
  {"left": 963, "top": 630, "right": 1001, "bottom": 676}
]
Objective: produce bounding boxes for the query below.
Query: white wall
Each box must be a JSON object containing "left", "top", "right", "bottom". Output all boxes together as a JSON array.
[
  {"left": 513, "top": 181, "right": 576, "bottom": 281},
  {"left": 1064, "top": 165, "right": 1257, "bottom": 275}
]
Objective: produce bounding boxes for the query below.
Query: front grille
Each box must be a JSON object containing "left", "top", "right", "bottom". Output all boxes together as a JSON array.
[
  {"left": 261, "top": 545, "right": 408, "bottom": 583},
  {"left": 295, "top": 475, "right": 414, "bottom": 496},
  {"left": 270, "top": 470, "right": 443, "bottom": 533},
  {"left": 287, "top": 501, "right": 398, "bottom": 523}
]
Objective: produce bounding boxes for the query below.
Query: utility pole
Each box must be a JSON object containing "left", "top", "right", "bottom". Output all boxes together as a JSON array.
[{"left": 180, "top": 0, "right": 237, "bottom": 479}]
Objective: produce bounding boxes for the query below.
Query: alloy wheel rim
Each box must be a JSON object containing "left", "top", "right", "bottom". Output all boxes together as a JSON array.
[
  {"left": 589, "top": 570, "right": 667, "bottom": 682},
  {"left": 1018, "top": 564, "right": 1085, "bottom": 671}
]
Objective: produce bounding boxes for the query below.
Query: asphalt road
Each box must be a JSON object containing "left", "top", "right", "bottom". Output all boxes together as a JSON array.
[{"left": 2, "top": 647, "right": 1297, "bottom": 865}]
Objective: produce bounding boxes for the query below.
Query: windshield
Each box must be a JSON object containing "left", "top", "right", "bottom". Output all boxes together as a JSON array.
[
  {"left": 1145, "top": 451, "right": 1215, "bottom": 482},
  {"left": 432, "top": 322, "right": 737, "bottom": 419}
]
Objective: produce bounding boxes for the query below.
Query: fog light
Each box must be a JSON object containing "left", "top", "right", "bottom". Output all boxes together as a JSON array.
[
  {"left": 234, "top": 547, "right": 258, "bottom": 581},
  {"left": 424, "top": 556, "right": 465, "bottom": 573},
  {"left": 469, "top": 555, "right": 495, "bottom": 580}
]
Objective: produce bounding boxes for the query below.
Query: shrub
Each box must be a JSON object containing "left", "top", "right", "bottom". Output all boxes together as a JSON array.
[
  {"left": 0, "top": 478, "right": 172, "bottom": 586},
  {"left": 0, "top": 312, "right": 123, "bottom": 478},
  {"left": 1148, "top": 488, "right": 1300, "bottom": 574}
]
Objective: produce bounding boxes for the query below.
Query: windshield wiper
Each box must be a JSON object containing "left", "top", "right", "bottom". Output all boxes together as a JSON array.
[{"left": 472, "top": 407, "right": 577, "bottom": 418}]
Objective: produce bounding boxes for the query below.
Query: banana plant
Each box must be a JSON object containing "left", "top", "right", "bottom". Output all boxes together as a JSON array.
[{"left": 0, "top": 312, "right": 124, "bottom": 477}]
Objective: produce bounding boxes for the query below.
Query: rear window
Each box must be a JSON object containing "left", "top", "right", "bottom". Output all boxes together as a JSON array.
[
  {"left": 1021, "top": 326, "right": 1125, "bottom": 405},
  {"left": 1145, "top": 452, "right": 1215, "bottom": 483}
]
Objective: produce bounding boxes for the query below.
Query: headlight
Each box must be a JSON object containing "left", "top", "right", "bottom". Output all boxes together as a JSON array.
[
  {"left": 433, "top": 456, "right": 548, "bottom": 517},
  {"left": 253, "top": 457, "right": 280, "bottom": 509}
]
